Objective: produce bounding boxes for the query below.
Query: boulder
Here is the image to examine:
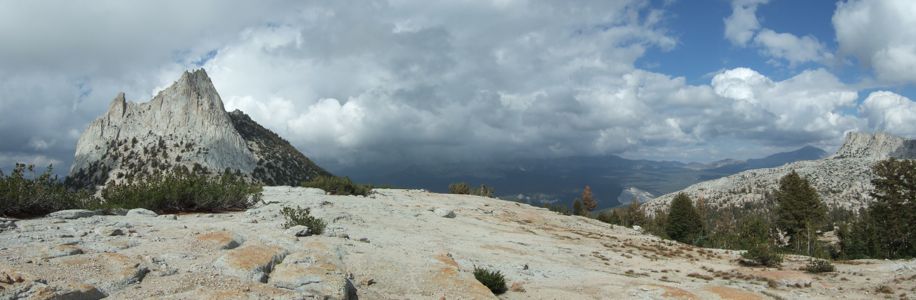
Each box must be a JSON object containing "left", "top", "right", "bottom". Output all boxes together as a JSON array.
[
  {"left": 48, "top": 210, "right": 98, "bottom": 220},
  {"left": 284, "top": 225, "right": 312, "bottom": 237},
  {"left": 93, "top": 226, "right": 124, "bottom": 237},
  {"left": 126, "top": 208, "right": 157, "bottom": 217},
  {"left": 434, "top": 208, "right": 456, "bottom": 218}
]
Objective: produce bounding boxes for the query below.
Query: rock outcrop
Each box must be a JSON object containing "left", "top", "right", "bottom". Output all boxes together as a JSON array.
[
  {"left": 644, "top": 132, "right": 916, "bottom": 214},
  {"left": 1, "top": 187, "right": 913, "bottom": 299},
  {"left": 68, "top": 69, "right": 330, "bottom": 187}
]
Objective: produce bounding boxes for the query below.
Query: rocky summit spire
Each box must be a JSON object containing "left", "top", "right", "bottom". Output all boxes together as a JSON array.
[
  {"left": 68, "top": 69, "right": 329, "bottom": 187},
  {"left": 105, "top": 92, "right": 127, "bottom": 123}
]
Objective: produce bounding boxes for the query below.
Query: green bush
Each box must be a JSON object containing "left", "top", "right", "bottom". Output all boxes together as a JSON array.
[
  {"left": 100, "top": 167, "right": 261, "bottom": 213},
  {"left": 472, "top": 184, "right": 494, "bottom": 197},
  {"left": 803, "top": 259, "right": 835, "bottom": 273},
  {"left": 0, "top": 164, "right": 95, "bottom": 217},
  {"left": 448, "top": 182, "right": 471, "bottom": 194},
  {"left": 302, "top": 176, "right": 371, "bottom": 196},
  {"left": 740, "top": 243, "right": 783, "bottom": 267},
  {"left": 280, "top": 206, "right": 326, "bottom": 234},
  {"left": 473, "top": 266, "right": 507, "bottom": 295},
  {"left": 448, "top": 182, "right": 494, "bottom": 197}
]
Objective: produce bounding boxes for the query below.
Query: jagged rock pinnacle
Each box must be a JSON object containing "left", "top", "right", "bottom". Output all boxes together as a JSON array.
[{"left": 68, "top": 69, "right": 330, "bottom": 187}]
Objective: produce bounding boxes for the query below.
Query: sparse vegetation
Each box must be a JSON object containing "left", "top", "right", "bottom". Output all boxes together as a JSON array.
[
  {"left": 280, "top": 206, "right": 326, "bottom": 234},
  {"left": 473, "top": 266, "right": 507, "bottom": 295},
  {"left": 0, "top": 164, "right": 95, "bottom": 217},
  {"left": 447, "top": 182, "right": 495, "bottom": 197},
  {"left": 302, "top": 176, "right": 372, "bottom": 196},
  {"left": 740, "top": 242, "right": 783, "bottom": 267},
  {"left": 803, "top": 259, "right": 835, "bottom": 273},
  {"left": 100, "top": 167, "right": 261, "bottom": 213},
  {"left": 448, "top": 182, "right": 471, "bottom": 194}
]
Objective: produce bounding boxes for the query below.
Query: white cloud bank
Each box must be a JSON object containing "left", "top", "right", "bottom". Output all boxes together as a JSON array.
[
  {"left": 834, "top": 0, "right": 916, "bottom": 84},
  {"left": 0, "top": 0, "right": 913, "bottom": 172}
]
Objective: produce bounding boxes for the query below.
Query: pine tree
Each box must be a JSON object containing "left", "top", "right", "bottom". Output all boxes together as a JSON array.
[
  {"left": 775, "top": 171, "right": 826, "bottom": 255},
  {"left": 572, "top": 198, "right": 585, "bottom": 216},
  {"left": 666, "top": 193, "right": 703, "bottom": 244},
  {"left": 868, "top": 158, "right": 916, "bottom": 258},
  {"left": 581, "top": 185, "right": 597, "bottom": 212}
]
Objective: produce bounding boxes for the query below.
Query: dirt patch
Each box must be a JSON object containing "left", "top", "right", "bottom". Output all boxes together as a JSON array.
[
  {"left": 435, "top": 253, "right": 460, "bottom": 269},
  {"left": 648, "top": 284, "right": 700, "bottom": 300},
  {"left": 195, "top": 231, "right": 242, "bottom": 250}
]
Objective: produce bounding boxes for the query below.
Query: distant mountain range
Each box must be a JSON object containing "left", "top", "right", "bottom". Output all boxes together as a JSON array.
[
  {"left": 336, "top": 145, "right": 827, "bottom": 209},
  {"left": 644, "top": 132, "right": 916, "bottom": 214}
]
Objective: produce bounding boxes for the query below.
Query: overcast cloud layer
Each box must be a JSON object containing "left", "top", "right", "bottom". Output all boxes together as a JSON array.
[{"left": 1, "top": 0, "right": 915, "bottom": 173}]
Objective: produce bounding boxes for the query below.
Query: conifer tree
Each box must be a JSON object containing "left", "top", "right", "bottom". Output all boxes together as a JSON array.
[
  {"left": 666, "top": 193, "right": 703, "bottom": 244},
  {"left": 867, "top": 158, "right": 916, "bottom": 258},
  {"left": 775, "top": 171, "right": 826, "bottom": 255},
  {"left": 572, "top": 198, "right": 586, "bottom": 216},
  {"left": 581, "top": 185, "right": 597, "bottom": 212}
]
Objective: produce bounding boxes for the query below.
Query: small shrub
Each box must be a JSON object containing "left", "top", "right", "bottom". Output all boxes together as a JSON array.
[
  {"left": 875, "top": 285, "right": 893, "bottom": 294},
  {"left": 448, "top": 182, "right": 470, "bottom": 194},
  {"left": 803, "top": 259, "right": 835, "bottom": 273},
  {"left": 472, "top": 184, "right": 494, "bottom": 197},
  {"left": 740, "top": 243, "right": 783, "bottom": 267},
  {"left": 473, "top": 266, "right": 507, "bottom": 295},
  {"left": 302, "top": 176, "right": 371, "bottom": 196},
  {"left": 280, "top": 206, "right": 325, "bottom": 234},
  {"left": 0, "top": 164, "right": 96, "bottom": 217},
  {"left": 687, "top": 272, "right": 713, "bottom": 281},
  {"left": 100, "top": 167, "right": 261, "bottom": 213}
]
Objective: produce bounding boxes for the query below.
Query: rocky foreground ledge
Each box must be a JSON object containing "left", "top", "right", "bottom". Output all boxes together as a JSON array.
[{"left": 1, "top": 187, "right": 914, "bottom": 299}]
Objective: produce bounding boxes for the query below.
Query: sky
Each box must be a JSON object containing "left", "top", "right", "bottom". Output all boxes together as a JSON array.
[{"left": 1, "top": 0, "right": 916, "bottom": 175}]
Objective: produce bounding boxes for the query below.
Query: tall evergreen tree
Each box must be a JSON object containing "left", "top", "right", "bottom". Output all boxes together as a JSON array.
[
  {"left": 868, "top": 158, "right": 916, "bottom": 258},
  {"left": 666, "top": 193, "right": 703, "bottom": 244},
  {"left": 581, "top": 185, "right": 597, "bottom": 212},
  {"left": 775, "top": 171, "right": 826, "bottom": 255}
]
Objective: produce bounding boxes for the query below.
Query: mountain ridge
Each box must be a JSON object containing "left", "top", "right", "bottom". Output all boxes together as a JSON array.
[
  {"left": 644, "top": 131, "right": 916, "bottom": 214},
  {"left": 68, "top": 69, "right": 329, "bottom": 187}
]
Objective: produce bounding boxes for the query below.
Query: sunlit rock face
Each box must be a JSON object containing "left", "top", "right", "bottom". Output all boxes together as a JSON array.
[{"left": 68, "top": 69, "right": 329, "bottom": 187}]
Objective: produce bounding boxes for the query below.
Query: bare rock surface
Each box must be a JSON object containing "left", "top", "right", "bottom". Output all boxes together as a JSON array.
[
  {"left": 1, "top": 186, "right": 913, "bottom": 299},
  {"left": 67, "top": 69, "right": 330, "bottom": 188},
  {"left": 646, "top": 132, "right": 916, "bottom": 214}
]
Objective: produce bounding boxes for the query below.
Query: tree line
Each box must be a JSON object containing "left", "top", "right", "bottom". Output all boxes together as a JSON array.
[{"left": 550, "top": 158, "right": 915, "bottom": 260}]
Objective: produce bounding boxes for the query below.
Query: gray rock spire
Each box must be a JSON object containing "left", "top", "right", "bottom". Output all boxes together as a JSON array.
[{"left": 68, "top": 69, "right": 330, "bottom": 187}]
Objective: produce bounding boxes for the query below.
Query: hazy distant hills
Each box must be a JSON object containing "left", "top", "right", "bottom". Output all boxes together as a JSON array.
[
  {"left": 337, "top": 145, "right": 827, "bottom": 209},
  {"left": 645, "top": 132, "right": 916, "bottom": 214}
]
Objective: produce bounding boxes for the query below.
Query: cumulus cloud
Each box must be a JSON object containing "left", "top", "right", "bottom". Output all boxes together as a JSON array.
[
  {"left": 724, "top": 0, "right": 769, "bottom": 46},
  {"left": 860, "top": 91, "right": 916, "bottom": 136},
  {"left": 724, "top": 0, "right": 831, "bottom": 66},
  {"left": 833, "top": 0, "right": 916, "bottom": 83},
  {"left": 753, "top": 29, "right": 833, "bottom": 66},
  {"left": 0, "top": 0, "right": 904, "bottom": 175}
]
